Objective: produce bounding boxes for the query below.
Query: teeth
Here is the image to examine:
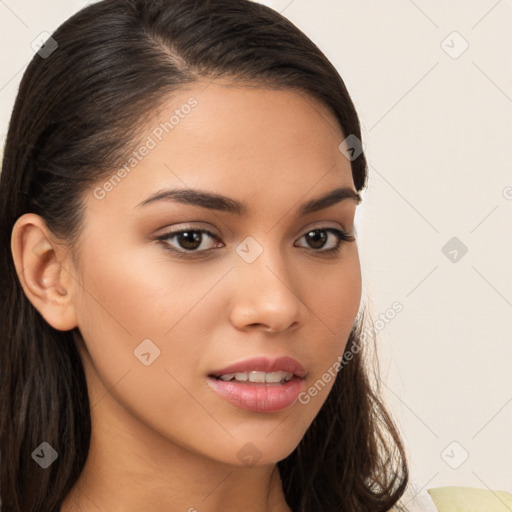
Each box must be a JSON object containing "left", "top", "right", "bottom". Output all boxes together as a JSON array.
[
  {"left": 249, "top": 371, "right": 266, "bottom": 383},
  {"left": 218, "top": 371, "right": 293, "bottom": 383},
  {"left": 262, "top": 371, "right": 290, "bottom": 383},
  {"left": 219, "top": 373, "right": 235, "bottom": 381}
]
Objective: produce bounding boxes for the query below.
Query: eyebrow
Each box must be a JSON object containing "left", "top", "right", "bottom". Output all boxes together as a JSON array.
[{"left": 135, "top": 186, "right": 361, "bottom": 216}]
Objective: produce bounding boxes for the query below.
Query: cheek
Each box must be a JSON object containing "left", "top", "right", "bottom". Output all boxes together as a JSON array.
[
  {"left": 72, "top": 241, "right": 205, "bottom": 383},
  {"left": 301, "top": 249, "right": 361, "bottom": 398},
  {"left": 308, "top": 247, "right": 362, "bottom": 340},
  {"left": 75, "top": 235, "right": 221, "bottom": 333}
]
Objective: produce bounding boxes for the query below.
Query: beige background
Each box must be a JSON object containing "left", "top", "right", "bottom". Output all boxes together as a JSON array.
[{"left": 1, "top": 0, "right": 511, "bottom": 497}]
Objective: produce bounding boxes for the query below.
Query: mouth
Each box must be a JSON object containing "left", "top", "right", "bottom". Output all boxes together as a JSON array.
[
  {"left": 207, "top": 356, "right": 306, "bottom": 413},
  {"left": 209, "top": 355, "right": 306, "bottom": 380},
  {"left": 210, "top": 370, "right": 295, "bottom": 385}
]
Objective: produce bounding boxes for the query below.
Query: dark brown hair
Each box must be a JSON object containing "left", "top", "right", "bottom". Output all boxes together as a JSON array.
[{"left": 0, "top": 1, "right": 408, "bottom": 510}]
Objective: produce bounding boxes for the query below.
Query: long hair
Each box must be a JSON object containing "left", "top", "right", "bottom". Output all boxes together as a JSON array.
[{"left": 0, "top": 1, "right": 408, "bottom": 510}]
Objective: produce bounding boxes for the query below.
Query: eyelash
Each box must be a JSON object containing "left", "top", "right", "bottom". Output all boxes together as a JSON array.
[{"left": 154, "top": 226, "right": 355, "bottom": 259}]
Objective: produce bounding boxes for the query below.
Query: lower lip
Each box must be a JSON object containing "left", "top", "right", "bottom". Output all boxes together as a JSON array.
[{"left": 207, "top": 376, "right": 304, "bottom": 413}]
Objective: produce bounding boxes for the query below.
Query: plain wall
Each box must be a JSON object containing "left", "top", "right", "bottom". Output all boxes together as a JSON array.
[{"left": 1, "top": 0, "right": 511, "bottom": 496}]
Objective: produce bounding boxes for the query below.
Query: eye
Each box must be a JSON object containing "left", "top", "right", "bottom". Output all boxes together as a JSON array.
[
  {"left": 155, "top": 228, "right": 222, "bottom": 258},
  {"left": 154, "top": 226, "right": 355, "bottom": 258},
  {"left": 294, "top": 228, "right": 355, "bottom": 255}
]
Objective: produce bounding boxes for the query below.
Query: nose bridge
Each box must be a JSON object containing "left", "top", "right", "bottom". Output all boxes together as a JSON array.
[
  {"left": 230, "top": 234, "right": 305, "bottom": 331},
  {"left": 235, "top": 233, "right": 291, "bottom": 289}
]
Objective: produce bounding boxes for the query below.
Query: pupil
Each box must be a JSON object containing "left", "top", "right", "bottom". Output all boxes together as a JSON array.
[
  {"left": 307, "top": 229, "right": 326, "bottom": 249},
  {"left": 179, "top": 231, "right": 201, "bottom": 250}
]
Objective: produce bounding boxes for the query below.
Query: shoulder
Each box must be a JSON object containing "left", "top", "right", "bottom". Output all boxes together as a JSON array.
[
  {"left": 427, "top": 486, "right": 512, "bottom": 511},
  {"left": 394, "top": 484, "right": 512, "bottom": 512}
]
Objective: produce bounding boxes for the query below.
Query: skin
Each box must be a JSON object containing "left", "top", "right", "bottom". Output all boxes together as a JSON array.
[{"left": 11, "top": 80, "right": 362, "bottom": 512}]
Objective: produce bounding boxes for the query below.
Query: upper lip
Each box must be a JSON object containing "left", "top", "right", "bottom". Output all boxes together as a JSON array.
[{"left": 209, "top": 356, "right": 306, "bottom": 379}]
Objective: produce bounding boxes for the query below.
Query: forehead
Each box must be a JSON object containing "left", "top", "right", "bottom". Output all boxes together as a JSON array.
[{"left": 86, "top": 81, "right": 354, "bottom": 216}]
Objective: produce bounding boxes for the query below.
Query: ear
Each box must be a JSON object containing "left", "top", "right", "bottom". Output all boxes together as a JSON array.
[{"left": 10, "top": 213, "right": 79, "bottom": 331}]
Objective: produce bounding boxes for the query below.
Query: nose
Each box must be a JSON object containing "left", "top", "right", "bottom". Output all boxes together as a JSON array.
[{"left": 229, "top": 247, "right": 307, "bottom": 334}]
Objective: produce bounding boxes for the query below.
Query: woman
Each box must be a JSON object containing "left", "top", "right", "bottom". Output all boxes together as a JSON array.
[{"left": 0, "top": 0, "right": 415, "bottom": 510}]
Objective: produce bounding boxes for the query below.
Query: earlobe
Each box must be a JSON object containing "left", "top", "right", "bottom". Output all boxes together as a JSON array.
[{"left": 10, "top": 213, "right": 79, "bottom": 331}]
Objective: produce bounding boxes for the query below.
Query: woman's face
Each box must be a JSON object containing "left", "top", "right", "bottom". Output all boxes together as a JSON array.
[{"left": 69, "top": 80, "right": 362, "bottom": 466}]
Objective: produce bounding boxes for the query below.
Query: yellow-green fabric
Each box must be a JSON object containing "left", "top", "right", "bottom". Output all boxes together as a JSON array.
[{"left": 428, "top": 486, "right": 512, "bottom": 512}]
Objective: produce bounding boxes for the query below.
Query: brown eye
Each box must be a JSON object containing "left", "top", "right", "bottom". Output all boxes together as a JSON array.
[
  {"left": 304, "top": 229, "right": 328, "bottom": 249},
  {"left": 156, "top": 228, "right": 222, "bottom": 257},
  {"left": 155, "top": 226, "right": 354, "bottom": 259},
  {"left": 174, "top": 231, "right": 203, "bottom": 251},
  {"left": 296, "top": 228, "right": 354, "bottom": 255}
]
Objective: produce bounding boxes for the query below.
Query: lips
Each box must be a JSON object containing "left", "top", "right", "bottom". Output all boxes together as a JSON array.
[{"left": 207, "top": 356, "right": 306, "bottom": 413}]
